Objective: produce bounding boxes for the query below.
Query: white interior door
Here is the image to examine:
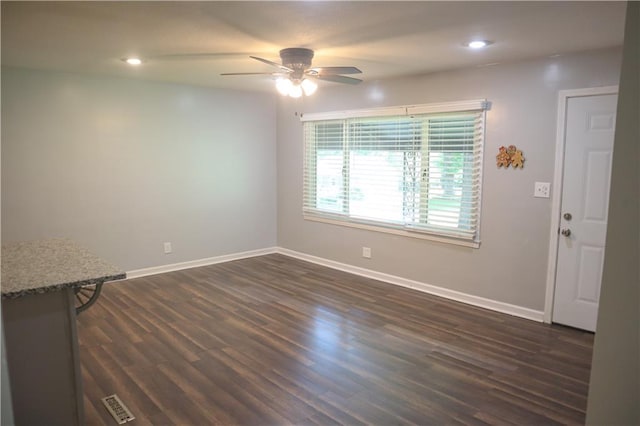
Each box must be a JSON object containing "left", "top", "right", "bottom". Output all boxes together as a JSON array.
[{"left": 552, "top": 93, "right": 617, "bottom": 332}]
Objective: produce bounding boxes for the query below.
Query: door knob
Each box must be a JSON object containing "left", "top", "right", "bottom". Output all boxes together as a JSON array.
[{"left": 561, "top": 228, "right": 571, "bottom": 237}]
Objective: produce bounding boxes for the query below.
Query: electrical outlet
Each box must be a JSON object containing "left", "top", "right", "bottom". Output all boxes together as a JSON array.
[
  {"left": 362, "top": 247, "right": 372, "bottom": 259},
  {"left": 163, "top": 242, "right": 172, "bottom": 254},
  {"left": 534, "top": 182, "right": 551, "bottom": 198}
]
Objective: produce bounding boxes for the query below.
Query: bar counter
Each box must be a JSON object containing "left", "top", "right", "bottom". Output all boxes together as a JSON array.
[{"left": 1, "top": 238, "right": 125, "bottom": 425}]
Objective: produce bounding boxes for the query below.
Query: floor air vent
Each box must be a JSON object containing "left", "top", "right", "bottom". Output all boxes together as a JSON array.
[{"left": 102, "top": 394, "right": 135, "bottom": 424}]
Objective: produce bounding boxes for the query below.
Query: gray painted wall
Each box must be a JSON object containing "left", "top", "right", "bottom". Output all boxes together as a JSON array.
[
  {"left": 1, "top": 67, "right": 277, "bottom": 271},
  {"left": 587, "top": 2, "right": 639, "bottom": 424},
  {"left": 277, "top": 48, "right": 622, "bottom": 311}
]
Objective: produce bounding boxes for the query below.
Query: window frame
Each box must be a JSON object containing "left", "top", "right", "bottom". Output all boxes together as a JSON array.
[{"left": 301, "top": 100, "right": 488, "bottom": 248}]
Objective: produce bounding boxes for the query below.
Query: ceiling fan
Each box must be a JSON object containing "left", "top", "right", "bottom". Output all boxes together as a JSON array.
[{"left": 221, "top": 47, "right": 363, "bottom": 97}]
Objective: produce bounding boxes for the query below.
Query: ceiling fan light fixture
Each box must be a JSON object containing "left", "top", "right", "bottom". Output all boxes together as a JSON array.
[
  {"left": 228, "top": 48, "right": 360, "bottom": 96},
  {"left": 289, "top": 83, "right": 303, "bottom": 98},
  {"left": 301, "top": 79, "right": 318, "bottom": 96},
  {"left": 276, "top": 77, "right": 293, "bottom": 95},
  {"left": 275, "top": 77, "right": 316, "bottom": 98}
]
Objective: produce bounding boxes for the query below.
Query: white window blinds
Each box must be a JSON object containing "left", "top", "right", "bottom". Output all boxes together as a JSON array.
[{"left": 302, "top": 100, "right": 487, "bottom": 243}]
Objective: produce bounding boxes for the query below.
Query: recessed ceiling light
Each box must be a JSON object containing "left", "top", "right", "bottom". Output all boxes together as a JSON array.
[
  {"left": 123, "top": 57, "right": 142, "bottom": 66},
  {"left": 466, "top": 40, "right": 493, "bottom": 49}
]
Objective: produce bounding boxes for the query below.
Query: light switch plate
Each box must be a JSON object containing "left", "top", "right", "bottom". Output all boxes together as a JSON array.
[{"left": 534, "top": 182, "right": 551, "bottom": 198}]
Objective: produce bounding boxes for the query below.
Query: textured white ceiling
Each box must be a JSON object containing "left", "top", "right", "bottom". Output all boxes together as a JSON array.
[{"left": 1, "top": 1, "right": 626, "bottom": 92}]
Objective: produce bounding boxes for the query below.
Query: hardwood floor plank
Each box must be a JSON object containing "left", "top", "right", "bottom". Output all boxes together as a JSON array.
[
  {"left": 192, "top": 349, "right": 291, "bottom": 424},
  {"left": 161, "top": 357, "right": 265, "bottom": 425},
  {"left": 78, "top": 253, "right": 594, "bottom": 425},
  {"left": 122, "top": 363, "right": 214, "bottom": 425},
  {"left": 487, "top": 387, "right": 585, "bottom": 425},
  {"left": 82, "top": 349, "right": 172, "bottom": 425},
  {"left": 215, "top": 348, "right": 323, "bottom": 423}
]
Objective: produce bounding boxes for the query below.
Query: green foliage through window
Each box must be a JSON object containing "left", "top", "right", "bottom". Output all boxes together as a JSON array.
[{"left": 303, "top": 102, "right": 486, "bottom": 242}]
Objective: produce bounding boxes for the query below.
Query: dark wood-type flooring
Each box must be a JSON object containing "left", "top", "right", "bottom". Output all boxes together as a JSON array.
[{"left": 78, "top": 254, "right": 594, "bottom": 425}]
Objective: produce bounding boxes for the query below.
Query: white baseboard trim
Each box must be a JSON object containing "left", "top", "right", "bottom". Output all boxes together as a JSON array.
[
  {"left": 127, "top": 247, "right": 279, "bottom": 279},
  {"left": 124, "top": 245, "right": 543, "bottom": 322},
  {"left": 276, "top": 247, "right": 544, "bottom": 322}
]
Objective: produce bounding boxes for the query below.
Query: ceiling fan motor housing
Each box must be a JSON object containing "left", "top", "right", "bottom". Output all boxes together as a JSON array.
[{"left": 280, "top": 48, "right": 314, "bottom": 80}]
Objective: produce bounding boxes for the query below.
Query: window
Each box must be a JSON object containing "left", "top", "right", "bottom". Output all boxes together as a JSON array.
[{"left": 302, "top": 100, "right": 487, "bottom": 246}]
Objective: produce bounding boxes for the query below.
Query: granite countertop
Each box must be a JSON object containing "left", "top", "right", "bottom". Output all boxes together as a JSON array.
[{"left": 1, "top": 238, "right": 126, "bottom": 299}]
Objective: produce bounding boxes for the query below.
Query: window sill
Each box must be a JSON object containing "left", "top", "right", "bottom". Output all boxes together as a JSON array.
[{"left": 303, "top": 214, "right": 481, "bottom": 249}]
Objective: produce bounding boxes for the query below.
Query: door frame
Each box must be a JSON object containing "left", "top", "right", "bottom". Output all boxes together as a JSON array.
[{"left": 543, "top": 85, "right": 618, "bottom": 324}]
